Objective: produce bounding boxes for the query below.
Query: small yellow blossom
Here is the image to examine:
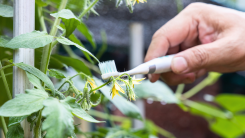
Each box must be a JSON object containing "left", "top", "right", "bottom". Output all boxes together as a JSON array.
[
  {"left": 131, "top": 0, "right": 147, "bottom": 5},
  {"left": 130, "top": 76, "right": 145, "bottom": 88},
  {"left": 88, "top": 79, "right": 97, "bottom": 93},
  {"left": 111, "top": 81, "right": 125, "bottom": 99}
]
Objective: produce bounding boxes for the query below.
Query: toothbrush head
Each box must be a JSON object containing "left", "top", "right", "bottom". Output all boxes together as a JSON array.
[{"left": 99, "top": 60, "right": 119, "bottom": 80}]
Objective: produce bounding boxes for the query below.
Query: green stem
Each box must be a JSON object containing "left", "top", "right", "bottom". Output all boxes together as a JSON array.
[
  {"left": 88, "top": 109, "right": 128, "bottom": 122},
  {"left": 34, "top": 110, "right": 42, "bottom": 138},
  {"left": 175, "top": 84, "right": 185, "bottom": 99},
  {"left": 0, "top": 116, "right": 7, "bottom": 137},
  {"left": 37, "top": 6, "right": 47, "bottom": 32},
  {"left": 0, "top": 62, "right": 12, "bottom": 100},
  {"left": 175, "top": 0, "right": 183, "bottom": 13},
  {"left": 62, "top": 45, "right": 101, "bottom": 74},
  {"left": 89, "top": 79, "right": 111, "bottom": 92},
  {"left": 40, "top": 0, "right": 68, "bottom": 74},
  {"left": 183, "top": 79, "right": 209, "bottom": 99},
  {"left": 58, "top": 81, "right": 68, "bottom": 91},
  {"left": 78, "top": 0, "right": 99, "bottom": 19},
  {"left": 0, "top": 72, "right": 12, "bottom": 79},
  {"left": 155, "top": 125, "right": 176, "bottom": 138},
  {"left": 0, "top": 64, "right": 14, "bottom": 71}
]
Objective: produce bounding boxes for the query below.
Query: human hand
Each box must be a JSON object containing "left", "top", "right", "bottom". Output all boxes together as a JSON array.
[{"left": 145, "top": 3, "right": 245, "bottom": 85}]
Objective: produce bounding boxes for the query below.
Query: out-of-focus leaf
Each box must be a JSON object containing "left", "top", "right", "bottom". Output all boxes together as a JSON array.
[
  {"left": 52, "top": 54, "right": 91, "bottom": 76},
  {"left": 49, "top": 69, "right": 66, "bottom": 79},
  {"left": 63, "top": 96, "right": 104, "bottom": 123},
  {"left": 0, "top": 36, "right": 10, "bottom": 47},
  {"left": 6, "top": 124, "right": 24, "bottom": 138},
  {"left": 26, "top": 72, "right": 45, "bottom": 90},
  {"left": 35, "top": 0, "right": 48, "bottom": 7},
  {"left": 77, "top": 22, "right": 96, "bottom": 50},
  {"left": 216, "top": 94, "right": 245, "bottom": 113},
  {"left": 15, "top": 62, "right": 55, "bottom": 92},
  {"left": 69, "top": 33, "right": 94, "bottom": 64},
  {"left": 42, "top": 97, "right": 74, "bottom": 138},
  {"left": 96, "top": 30, "right": 107, "bottom": 60},
  {"left": 4, "top": 31, "right": 53, "bottom": 49},
  {"left": 94, "top": 77, "right": 143, "bottom": 120},
  {"left": 0, "top": 89, "right": 48, "bottom": 116},
  {"left": 57, "top": 36, "right": 99, "bottom": 63},
  {"left": 51, "top": 9, "right": 80, "bottom": 37},
  {"left": 0, "top": 4, "right": 13, "bottom": 17},
  {"left": 134, "top": 80, "right": 178, "bottom": 103},
  {"left": 186, "top": 100, "right": 229, "bottom": 119}
]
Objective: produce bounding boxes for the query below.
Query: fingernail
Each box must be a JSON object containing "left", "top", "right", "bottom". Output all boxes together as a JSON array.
[
  {"left": 148, "top": 74, "right": 152, "bottom": 81},
  {"left": 172, "top": 57, "right": 188, "bottom": 74}
]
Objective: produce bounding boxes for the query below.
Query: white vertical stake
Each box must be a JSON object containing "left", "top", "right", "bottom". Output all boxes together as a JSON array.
[
  {"left": 129, "top": 22, "right": 145, "bottom": 129},
  {"left": 13, "top": 0, "right": 35, "bottom": 137}
]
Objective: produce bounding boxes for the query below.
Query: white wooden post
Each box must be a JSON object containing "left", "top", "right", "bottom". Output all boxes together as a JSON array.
[
  {"left": 13, "top": 0, "right": 35, "bottom": 137},
  {"left": 129, "top": 22, "right": 145, "bottom": 129}
]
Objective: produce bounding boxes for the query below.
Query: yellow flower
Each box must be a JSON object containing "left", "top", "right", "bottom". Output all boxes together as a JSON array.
[
  {"left": 111, "top": 81, "right": 125, "bottom": 99},
  {"left": 130, "top": 76, "right": 145, "bottom": 88},
  {"left": 88, "top": 79, "right": 97, "bottom": 93},
  {"left": 131, "top": 0, "right": 147, "bottom": 5}
]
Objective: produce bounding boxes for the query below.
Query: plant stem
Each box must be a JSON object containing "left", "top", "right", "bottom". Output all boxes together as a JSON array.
[
  {"left": 37, "top": 6, "right": 47, "bottom": 32},
  {"left": 0, "top": 62, "right": 12, "bottom": 100},
  {"left": 78, "top": 0, "right": 99, "bottom": 19},
  {"left": 175, "top": 84, "right": 185, "bottom": 99},
  {"left": 40, "top": 0, "right": 68, "bottom": 74},
  {"left": 155, "top": 125, "right": 176, "bottom": 138},
  {"left": 183, "top": 79, "right": 209, "bottom": 99},
  {"left": 34, "top": 110, "right": 42, "bottom": 138},
  {"left": 0, "top": 116, "right": 7, "bottom": 137},
  {"left": 62, "top": 45, "right": 101, "bottom": 74},
  {"left": 88, "top": 109, "right": 128, "bottom": 122},
  {"left": 0, "top": 72, "right": 12, "bottom": 79},
  {"left": 89, "top": 79, "right": 111, "bottom": 92},
  {"left": 0, "top": 64, "right": 14, "bottom": 71}
]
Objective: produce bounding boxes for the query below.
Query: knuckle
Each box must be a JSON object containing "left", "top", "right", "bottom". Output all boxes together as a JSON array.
[{"left": 191, "top": 47, "right": 209, "bottom": 68}]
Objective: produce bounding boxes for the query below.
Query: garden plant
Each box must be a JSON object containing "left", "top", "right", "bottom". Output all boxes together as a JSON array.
[{"left": 0, "top": 0, "right": 245, "bottom": 138}]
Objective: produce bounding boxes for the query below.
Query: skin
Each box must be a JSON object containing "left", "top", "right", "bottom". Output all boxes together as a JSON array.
[{"left": 145, "top": 3, "right": 245, "bottom": 85}]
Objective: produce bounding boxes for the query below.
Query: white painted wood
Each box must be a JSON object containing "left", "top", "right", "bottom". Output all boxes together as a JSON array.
[
  {"left": 13, "top": 0, "right": 35, "bottom": 137},
  {"left": 129, "top": 23, "right": 145, "bottom": 129},
  {"left": 0, "top": 129, "right": 4, "bottom": 138}
]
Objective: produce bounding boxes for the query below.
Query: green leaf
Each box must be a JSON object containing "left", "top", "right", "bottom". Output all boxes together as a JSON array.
[
  {"left": 49, "top": 69, "right": 66, "bottom": 79},
  {"left": 42, "top": 97, "right": 74, "bottom": 138},
  {"left": 77, "top": 22, "right": 96, "bottom": 50},
  {"left": 211, "top": 117, "right": 244, "bottom": 138},
  {"left": 134, "top": 80, "right": 178, "bottom": 103},
  {"left": 185, "top": 100, "right": 229, "bottom": 119},
  {"left": 0, "top": 4, "right": 13, "bottom": 17},
  {"left": 15, "top": 62, "right": 55, "bottom": 93},
  {"left": 51, "top": 9, "right": 80, "bottom": 37},
  {"left": 52, "top": 54, "right": 91, "bottom": 76},
  {"left": 6, "top": 124, "right": 24, "bottom": 138},
  {"left": 94, "top": 77, "right": 143, "bottom": 120},
  {"left": 35, "top": 0, "right": 48, "bottom": 7},
  {"left": 216, "top": 94, "right": 245, "bottom": 113},
  {"left": 4, "top": 31, "right": 53, "bottom": 49},
  {"left": 96, "top": 30, "right": 107, "bottom": 60},
  {"left": 69, "top": 33, "right": 94, "bottom": 64},
  {"left": 26, "top": 72, "right": 45, "bottom": 90},
  {"left": 8, "top": 116, "right": 27, "bottom": 127},
  {"left": 57, "top": 36, "right": 99, "bottom": 63},
  {"left": 63, "top": 96, "right": 104, "bottom": 123},
  {"left": 0, "top": 89, "right": 48, "bottom": 117},
  {"left": 0, "top": 36, "right": 11, "bottom": 47}
]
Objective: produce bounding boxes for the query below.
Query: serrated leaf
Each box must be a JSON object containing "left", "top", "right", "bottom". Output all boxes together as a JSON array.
[
  {"left": 35, "top": 0, "right": 48, "bottom": 7},
  {"left": 42, "top": 97, "right": 74, "bottom": 138},
  {"left": 15, "top": 62, "right": 55, "bottom": 93},
  {"left": 69, "top": 33, "right": 94, "bottom": 64},
  {"left": 57, "top": 36, "right": 99, "bottom": 63},
  {"left": 63, "top": 96, "right": 104, "bottom": 123},
  {"left": 5, "top": 31, "right": 53, "bottom": 49},
  {"left": 0, "top": 36, "right": 11, "bottom": 47},
  {"left": 26, "top": 72, "right": 44, "bottom": 90},
  {"left": 6, "top": 124, "right": 24, "bottom": 138},
  {"left": 134, "top": 80, "right": 178, "bottom": 103},
  {"left": 0, "top": 89, "right": 48, "bottom": 117},
  {"left": 49, "top": 69, "right": 66, "bottom": 79},
  {"left": 94, "top": 77, "right": 143, "bottom": 120},
  {"left": 0, "top": 4, "right": 13, "bottom": 17},
  {"left": 52, "top": 54, "right": 91, "bottom": 76},
  {"left": 51, "top": 9, "right": 80, "bottom": 37},
  {"left": 77, "top": 22, "right": 96, "bottom": 50},
  {"left": 216, "top": 94, "right": 245, "bottom": 113}
]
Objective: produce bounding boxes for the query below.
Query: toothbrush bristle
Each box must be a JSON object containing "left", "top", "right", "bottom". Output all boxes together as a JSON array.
[{"left": 99, "top": 60, "right": 118, "bottom": 75}]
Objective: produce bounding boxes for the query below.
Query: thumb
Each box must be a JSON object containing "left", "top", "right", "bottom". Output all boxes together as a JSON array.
[{"left": 171, "top": 40, "right": 223, "bottom": 74}]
